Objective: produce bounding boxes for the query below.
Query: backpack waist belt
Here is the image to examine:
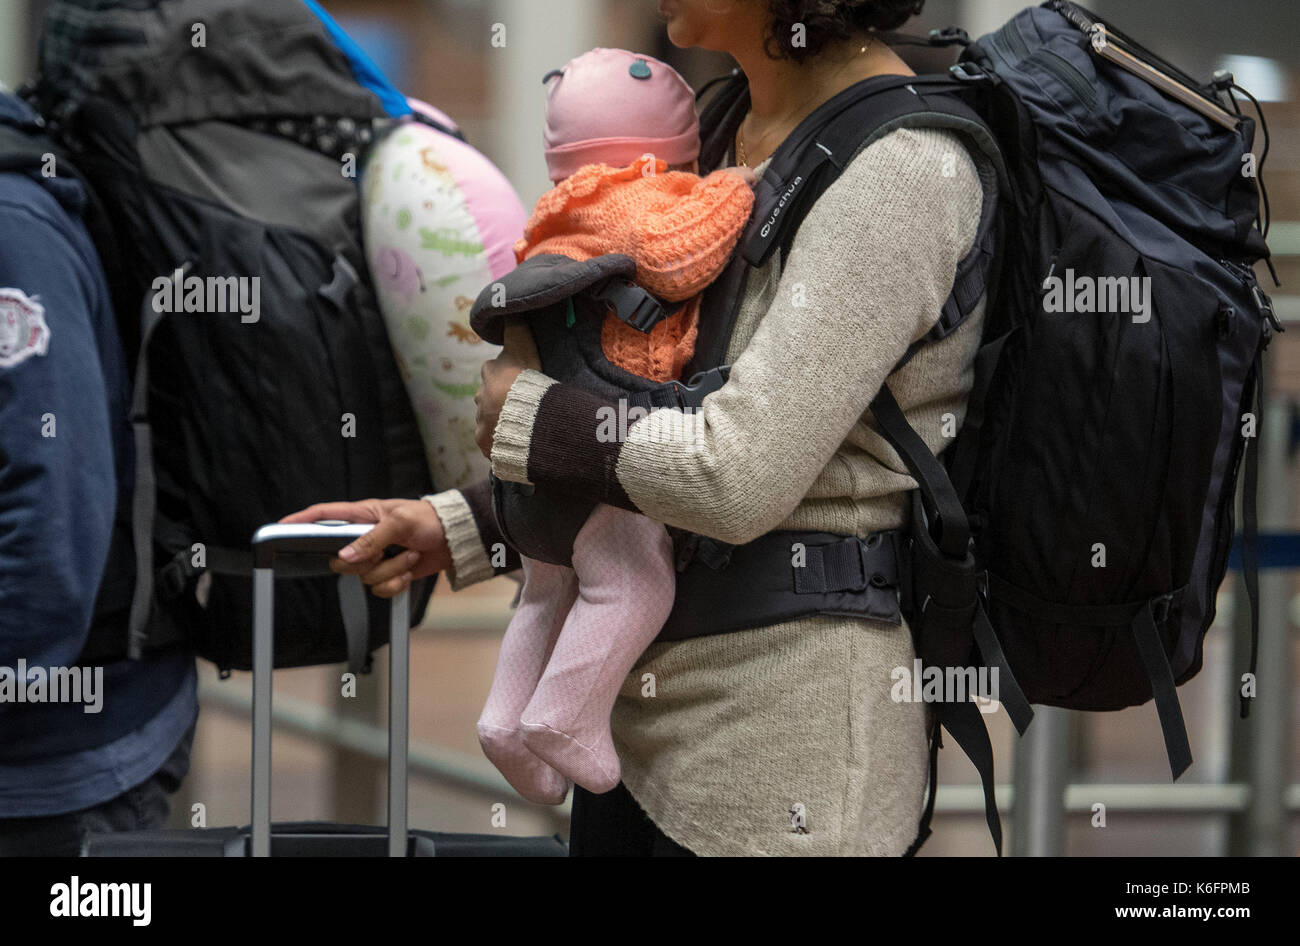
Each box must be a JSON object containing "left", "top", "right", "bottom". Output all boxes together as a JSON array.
[{"left": 655, "top": 528, "right": 904, "bottom": 642}]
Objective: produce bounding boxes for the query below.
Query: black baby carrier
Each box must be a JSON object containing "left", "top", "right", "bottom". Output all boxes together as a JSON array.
[
  {"left": 471, "top": 254, "right": 743, "bottom": 565},
  {"left": 485, "top": 0, "right": 1279, "bottom": 855},
  {"left": 23, "top": 0, "right": 447, "bottom": 674}
]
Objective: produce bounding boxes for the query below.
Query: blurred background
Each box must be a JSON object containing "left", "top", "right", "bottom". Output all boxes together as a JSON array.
[{"left": 3, "top": 0, "right": 1298, "bottom": 855}]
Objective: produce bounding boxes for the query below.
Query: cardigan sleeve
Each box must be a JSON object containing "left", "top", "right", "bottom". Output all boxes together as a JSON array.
[
  {"left": 489, "top": 128, "right": 984, "bottom": 546},
  {"left": 422, "top": 478, "right": 520, "bottom": 591}
]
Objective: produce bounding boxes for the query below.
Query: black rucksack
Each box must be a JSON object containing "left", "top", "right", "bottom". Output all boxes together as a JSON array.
[
  {"left": 949, "top": 1, "right": 1277, "bottom": 769},
  {"left": 23, "top": 0, "right": 440, "bottom": 674},
  {"left": 476, "top": 0, "right": 1279, "bottom": 854}
]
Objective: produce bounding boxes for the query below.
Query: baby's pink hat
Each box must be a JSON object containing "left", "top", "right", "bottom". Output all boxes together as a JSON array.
[{"left": 543, "top": 48, "right": 700, "bottom": 183}]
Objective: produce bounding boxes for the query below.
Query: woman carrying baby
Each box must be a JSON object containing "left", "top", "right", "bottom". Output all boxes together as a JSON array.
[{"left": 289, "top": 0, "right": 989, "bottom": 857}]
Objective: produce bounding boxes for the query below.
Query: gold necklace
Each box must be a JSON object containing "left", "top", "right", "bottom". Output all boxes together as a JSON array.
[{"left": 737, "top": 35, "right": 876, "bottom": 168}]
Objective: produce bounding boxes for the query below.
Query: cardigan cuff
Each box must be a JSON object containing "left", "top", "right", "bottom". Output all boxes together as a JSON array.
[
  {"left": 457, "top": 477, "right": 522, "bottom": 576},
  {"left": 424, "top": 486, "right": 513, "bottom": 591},
  {"left": 490, "top": 368, "right": 555, "bottom": 484}
]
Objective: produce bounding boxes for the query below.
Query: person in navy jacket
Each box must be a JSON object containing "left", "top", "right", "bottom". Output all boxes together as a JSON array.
[{"left": 0, "top": 88, "right": 197, "bottom": 856}]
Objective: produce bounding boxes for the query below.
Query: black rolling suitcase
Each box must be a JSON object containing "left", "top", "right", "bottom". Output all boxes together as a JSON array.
[{"left": 87, "top": 522, "right": 567, "bottom": 857}]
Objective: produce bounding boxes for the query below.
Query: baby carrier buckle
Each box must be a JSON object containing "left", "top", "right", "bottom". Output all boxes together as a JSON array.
[{"left": 589, "top": 277, "right": 669, "bottom": 333}]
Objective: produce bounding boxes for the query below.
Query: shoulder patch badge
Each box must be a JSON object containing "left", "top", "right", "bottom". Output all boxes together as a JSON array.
[{"left": 0, "top": 289, "right": 51, "bottom": 368}]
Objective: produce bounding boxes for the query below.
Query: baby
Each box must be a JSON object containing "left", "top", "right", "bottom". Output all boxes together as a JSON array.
[{"left": 477, "top": 48, "right": 755, "bottom": 803}]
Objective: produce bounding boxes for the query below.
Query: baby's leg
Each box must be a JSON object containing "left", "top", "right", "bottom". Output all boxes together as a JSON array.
[
  {"left": 477, "top": 556, "right": 578, "bottom": 805},
  {"left": 520, "top": 505, "right": 676, "bottom": 794}
]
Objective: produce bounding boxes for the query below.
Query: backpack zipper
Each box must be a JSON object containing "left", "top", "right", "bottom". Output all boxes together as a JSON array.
[
  {"left": 997, "top": 18, "right": 1031, "bottom": 61},
  {"left": 1028, "top": 49, "right": 1097, "bottom": 109},
  {"left": 1221, "top": 258, "right": 1283, "bottom": 340},
  {"left": 1217, "top": 305, "right": 1237, "bottom": 340},
  {"left": 990, "top": 20, "right": 1095, "bottom": 111}
]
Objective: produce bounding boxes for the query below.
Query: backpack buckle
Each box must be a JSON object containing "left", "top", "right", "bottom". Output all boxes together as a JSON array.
[
  {"left": 1252, "top": 284, "right": 1284, "bottom": 334},
  {"left": 1151, "top": 591, "right": 1176, "bottom": 624},
  {"left": 157, "top": 549, "right": 200, "bottom": 602},
  {"left": 671, "top": 365, "right": 731, "bottom": 410},
  {"left": 929, "top": 27, "right": 971, "bottom": 47},
  {"left": 949, "top": 61, "right": 989, "bottom": 83},
  {"left": 592, "top": 278, "right": 668, "bottom": 333}
]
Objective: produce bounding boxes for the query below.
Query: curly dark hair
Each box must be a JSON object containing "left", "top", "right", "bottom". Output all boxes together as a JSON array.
[{"left": 764, "top": 0, "right": 925, "bottom": 62}]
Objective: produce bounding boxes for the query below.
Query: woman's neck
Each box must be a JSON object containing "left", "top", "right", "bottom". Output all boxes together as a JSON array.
[{"left": 732, "top": 32, "right": 914, "bottom": 124}]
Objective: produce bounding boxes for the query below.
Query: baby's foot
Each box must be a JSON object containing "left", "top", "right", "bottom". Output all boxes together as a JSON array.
[
  {"left": 476, "top": 721, "right": 571, "bottom": 805},
  {"left": 519, "top": 718, "right": 621, "bottom": 795}
]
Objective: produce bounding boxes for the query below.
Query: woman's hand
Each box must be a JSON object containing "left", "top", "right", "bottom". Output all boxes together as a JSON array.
[
  {"left": 722, "top": 164, "right": 759, "bottom": 188},
  {"left": 475, "top": 321, "right": 541, "bottom": 458},
  {"left": 279, "top": 498, "right": 450, "bottom": 598}
]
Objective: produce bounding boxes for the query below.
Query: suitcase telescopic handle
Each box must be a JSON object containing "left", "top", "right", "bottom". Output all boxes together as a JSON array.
[
  {"left": 249, "top": 521, "right": 410, "bottom": 857},
  {"left": 251, "top": 520, "right": 376, "bottom": 571}
]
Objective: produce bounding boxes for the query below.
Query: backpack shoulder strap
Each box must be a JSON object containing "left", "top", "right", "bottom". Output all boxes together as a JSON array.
[
  {"left": 0, "top": 109, "right": 126, "bottom": 324},
  {"left": 688, "top": 72, "right": 1005, "bottom": 377},
  {"left": 697, "top": 69, "right": 749, "bottom": 175},
  {"left": 0, "top": 120, "right": 99, "bottom": 198}
]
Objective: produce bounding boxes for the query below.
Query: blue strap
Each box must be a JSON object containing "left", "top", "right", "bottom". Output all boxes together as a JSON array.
[{"left": 301, "top": 0, "right": 411, "bottom": 117}]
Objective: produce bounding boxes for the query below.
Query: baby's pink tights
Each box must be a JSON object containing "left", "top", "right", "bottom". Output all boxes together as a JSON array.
[{"left": 476, "top": 503, "right": 675, "bottom": 802}]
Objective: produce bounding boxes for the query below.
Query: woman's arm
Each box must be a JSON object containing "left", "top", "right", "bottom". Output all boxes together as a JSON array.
[{"left": 487, "top": 128, "right": 984, "bottom": 546}]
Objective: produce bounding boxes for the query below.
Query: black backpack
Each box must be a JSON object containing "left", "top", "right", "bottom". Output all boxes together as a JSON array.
[
  {"left": 23, "top": 0, "right": 442, "bottom": 674},
  {"left": 476, "top": 0, "right": 1279, "bottom": 854},
  {"left": 949, "top": 2, "right": 1277, "bottom": 768}
]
